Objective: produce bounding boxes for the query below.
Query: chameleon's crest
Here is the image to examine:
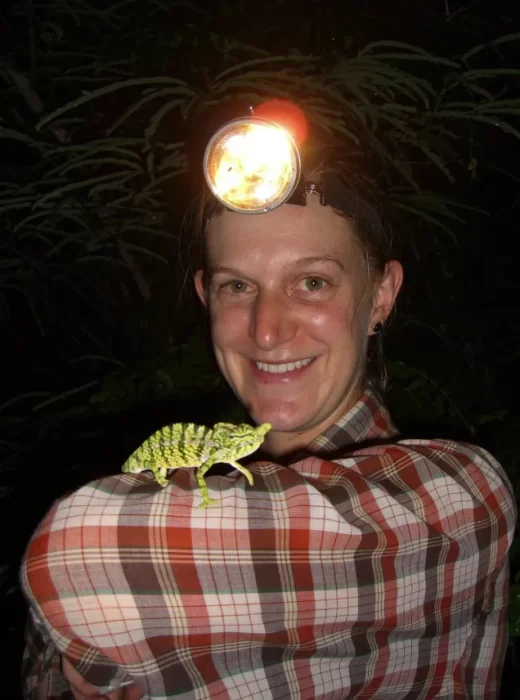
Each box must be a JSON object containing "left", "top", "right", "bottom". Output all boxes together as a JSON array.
[{"left": 122, "top": 421, "right": 271, "bottom": 507}]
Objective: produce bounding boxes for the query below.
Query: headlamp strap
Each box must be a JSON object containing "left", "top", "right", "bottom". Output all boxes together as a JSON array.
[
  {"left": 204, "top": 171, "right": 383, "bottom": 236},
  {"left": 288, "top": 172, "right": 383, "bottom": 235}
]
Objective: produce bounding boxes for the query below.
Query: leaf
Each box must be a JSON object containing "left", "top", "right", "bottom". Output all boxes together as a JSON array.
[
  {"left": 0, "top": 392, "right": 50, "bottom": 414},
  {"left": 31, "top": 173, "right": 134, "bottom": 209},
  {"left": 70, "top": 354, "right": 125, "bottom": 367},
  {"left": 359, "top": 40, "right": 458, "bottom": 66},
  {"left": 0, "top": 127, "right": 36, "bottom": 145},
  {"left": 35, "top": 78, "right": 196, "bottom": 131},
  {"left": 50, "top": 157, "right": 143, "bottom": 177},
  {"left": 33, "top": 380, "right": 99, "bottom": 411},
  {"left": 464, "top": 68, "right": 520, "bottom": 80},
  {"left": 144, "top": 99, "right": 186, "bottom": 141},
  {"left": 213, "top": 54, "right": 316, "bottom": 83},
  {"left": 462, "top": 32, "right": 520, "bottom": 62},
  {"left": 107, "top": 89, "right": 188, "bottom": 135},
  {"left": 391, "top": 202, "right": 459, "bottom": 242},
  {"left": 436, "top": 111, "right": 520, "bottom": 141}
]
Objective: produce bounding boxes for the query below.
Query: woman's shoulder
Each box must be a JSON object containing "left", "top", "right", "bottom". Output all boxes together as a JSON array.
[
  {"left": 321, "top": 435, "right": 516, "bottom": 520},
  {"left": 395, "top": 436, "right": 510, "bottom": 491}
]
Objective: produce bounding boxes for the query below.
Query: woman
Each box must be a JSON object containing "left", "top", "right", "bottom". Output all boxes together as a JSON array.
[{"left": 21, "top": 116, "right": 516, "bottom": 699}]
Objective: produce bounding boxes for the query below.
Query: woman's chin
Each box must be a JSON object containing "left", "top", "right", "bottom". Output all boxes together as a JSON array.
[{"left": 249, "top": 406, "right": 313, "bottom": 434}]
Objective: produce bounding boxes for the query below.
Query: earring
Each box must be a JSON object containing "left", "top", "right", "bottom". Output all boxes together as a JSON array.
[{"left": 372, "top": 321, "right": 383, "bottom": 334}]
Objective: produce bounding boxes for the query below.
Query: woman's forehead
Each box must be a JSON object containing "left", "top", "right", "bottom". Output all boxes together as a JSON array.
[{"left": 205, "top": 196, "right": 357, "bottom": 260}]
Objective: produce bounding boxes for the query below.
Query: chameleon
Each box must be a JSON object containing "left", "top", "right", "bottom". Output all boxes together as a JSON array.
[{"left": 122, "top": 421, "right": 271, "bottom": 508}]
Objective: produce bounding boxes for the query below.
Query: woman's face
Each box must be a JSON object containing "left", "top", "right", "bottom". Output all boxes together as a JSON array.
[{"left": 195, "top": 194, "right": 402, "bottom": 453}]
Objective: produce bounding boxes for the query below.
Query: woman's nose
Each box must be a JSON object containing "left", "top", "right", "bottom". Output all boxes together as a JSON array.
[{"left": 250, "top": 291, "right": 296, "bottom": 350}]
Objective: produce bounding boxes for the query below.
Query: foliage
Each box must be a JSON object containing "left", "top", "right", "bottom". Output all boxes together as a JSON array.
[{"left": 1, "top": 5, "right": 520, "bottom": 367}]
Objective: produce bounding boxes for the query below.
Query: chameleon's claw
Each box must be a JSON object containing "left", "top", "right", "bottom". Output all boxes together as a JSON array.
[
  {"left": 155, "top": 473, "right": 170, "bottom": 487},
  {"left": 198, "top": 496, "right": 219, "bottom": 509},
  {"left": 235, "top": 466, "right": 254, "bottom": 486}
]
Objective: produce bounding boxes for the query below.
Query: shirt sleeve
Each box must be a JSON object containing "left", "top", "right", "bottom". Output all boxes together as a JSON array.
[
  {"left": 21, "top": 603, "right": 134, "bottom": 699},
  {"left": 19, "top": 440, "right": 517, "bottom": 699},
  {"left": 21, "top": 607, "right": 71, "bottom": 700},
  {"left": 20, "top": 503, "right": 135, "bottom": 698},
  {"left": 449, "top": 558, "right": 510, "bottom": 698}
]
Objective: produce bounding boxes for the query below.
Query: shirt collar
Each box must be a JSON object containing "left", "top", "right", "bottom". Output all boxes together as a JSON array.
[{"left": 305, "top": 385, "right": 398, "bottom": 457}]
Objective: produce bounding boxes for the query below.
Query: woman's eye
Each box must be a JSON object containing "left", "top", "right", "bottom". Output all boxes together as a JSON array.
[
  {"left": 301, "top": 276, "right": 327, "bottom": 292},
  {"left": 225, "top": 280, "right": 249, "bottom": 294}
]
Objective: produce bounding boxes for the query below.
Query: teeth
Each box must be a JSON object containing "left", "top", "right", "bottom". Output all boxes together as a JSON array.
[{"left": 255, "top": 358, "right": 313, "bottom": 374}]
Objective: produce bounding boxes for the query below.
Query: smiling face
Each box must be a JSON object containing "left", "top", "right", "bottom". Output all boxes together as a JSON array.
[{"left": 195, "top": 194, "right": 402, "bottom": 455}]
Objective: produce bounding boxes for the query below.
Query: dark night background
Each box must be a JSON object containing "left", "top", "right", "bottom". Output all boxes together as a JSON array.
[{"left": 1, "top": 1, "right": 520, "bottom": 697}]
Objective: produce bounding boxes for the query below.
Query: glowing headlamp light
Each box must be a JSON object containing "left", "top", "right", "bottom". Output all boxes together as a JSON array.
[{"left": 203, "top": 117, "right": 301, "bottom": 214}]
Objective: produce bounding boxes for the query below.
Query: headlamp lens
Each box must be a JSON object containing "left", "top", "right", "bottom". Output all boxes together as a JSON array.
[{"left": 203, "top": 117, "right": 300, "bottom": 214}]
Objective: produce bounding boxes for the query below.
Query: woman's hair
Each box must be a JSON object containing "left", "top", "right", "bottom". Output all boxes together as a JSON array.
[
  {"left": 180, "top": 159, "right": 396, "bottom": 392},
  {"left": 302, "top": 164, "right": 395, "bottom": 393}
]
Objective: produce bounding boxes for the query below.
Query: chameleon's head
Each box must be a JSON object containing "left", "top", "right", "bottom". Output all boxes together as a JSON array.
[
  {"left": 237, "top": 422, "right": 272, "bottom": 455},
  {"left": 213, "top": 422, "right": 272, "bottom": 455},
  {"left": 255, "top": 423, "right": 272, "bottom": 441}
]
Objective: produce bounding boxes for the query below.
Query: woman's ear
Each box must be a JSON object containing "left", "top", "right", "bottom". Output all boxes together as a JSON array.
[
  {"left": 370, "top": 260, "right": 403, "bottom": 331},
  {"left": 194, "top": 269, "right": 208, "bottom": 307}
]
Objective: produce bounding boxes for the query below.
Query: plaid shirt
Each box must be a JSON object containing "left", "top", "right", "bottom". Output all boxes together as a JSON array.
[{"left": 21, "top": 388, "right": 516, "bottom": 699}]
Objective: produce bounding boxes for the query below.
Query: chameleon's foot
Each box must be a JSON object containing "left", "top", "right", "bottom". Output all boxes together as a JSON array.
[
  {"left": 198, "top": 496, "right": 218, "bottom": 509},
  {"left": 228, "top": 463, "right": 254, "bottom": 486}
]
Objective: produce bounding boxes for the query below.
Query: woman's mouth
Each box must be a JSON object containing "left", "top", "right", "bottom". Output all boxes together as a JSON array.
[
  {"left": 255, "top": 357, "right": 313, "bottom": 373},
  {"left": 250, "top": 357, "right": 316, "bottom": 380}
]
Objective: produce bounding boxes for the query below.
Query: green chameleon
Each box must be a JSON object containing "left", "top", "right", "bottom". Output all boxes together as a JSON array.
[{"left": 122, "top": 422, "right": 271, "bottom": 508}]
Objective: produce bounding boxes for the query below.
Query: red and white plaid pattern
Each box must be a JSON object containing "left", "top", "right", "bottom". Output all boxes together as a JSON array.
[{"left": 21, "top": 389, "right": 516, "bottom": 699}]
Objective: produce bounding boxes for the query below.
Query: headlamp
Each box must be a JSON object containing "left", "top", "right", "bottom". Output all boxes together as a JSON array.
[
  {"left": 202, "top": 112, "right": 383, "bottom": 238},
  {"left": 203, "top": 117, "right": 301, "bottom": 214}
]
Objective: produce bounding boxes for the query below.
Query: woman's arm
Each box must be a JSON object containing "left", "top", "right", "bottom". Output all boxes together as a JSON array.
[
  {"left": 22, "top": 591, "right": 138, "bottom": 699},
  {"left": 22, "top": 608, "right": 61, "bottom": 700},
  {"left": 20, "top": 445, "right": 517, "bottom": 699},
  {"left": 450, "top": 559, "right": 510, "bottom": 698},
  {"left": 60, "top": 658, "right": 142, "bottom": 699}
]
